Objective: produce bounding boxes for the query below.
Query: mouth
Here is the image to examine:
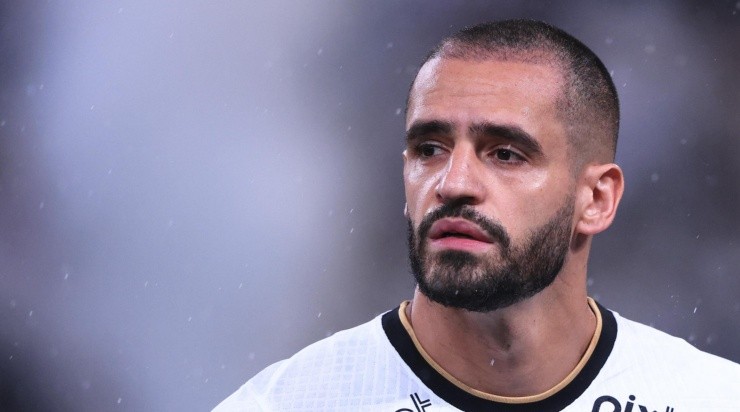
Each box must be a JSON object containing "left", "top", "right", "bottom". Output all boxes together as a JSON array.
[{"left": 427, "top": 218, "right": 493, "bottom": 251}]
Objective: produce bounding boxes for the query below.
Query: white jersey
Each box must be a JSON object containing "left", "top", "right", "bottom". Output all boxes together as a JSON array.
[{"left": 214, "top": 301, "right": 740, "bottom": 411}]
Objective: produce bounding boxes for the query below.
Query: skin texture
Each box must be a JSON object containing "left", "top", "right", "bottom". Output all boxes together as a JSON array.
[{"left": 402, "top": 57, "right": 624, "bottom": 396}]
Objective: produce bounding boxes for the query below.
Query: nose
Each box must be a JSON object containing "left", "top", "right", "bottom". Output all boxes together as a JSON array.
[{"left": 435, "top": 145, "right": 486, "bottom": 205}]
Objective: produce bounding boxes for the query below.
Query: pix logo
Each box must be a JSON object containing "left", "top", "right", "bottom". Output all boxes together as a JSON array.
[{"left": 593, "top": 394, "right": 674, "bottom": 412}]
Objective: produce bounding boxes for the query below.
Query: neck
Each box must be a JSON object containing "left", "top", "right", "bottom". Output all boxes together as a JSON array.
[{"left": 405, "top": 277, "right": 597, "bottom": 399}]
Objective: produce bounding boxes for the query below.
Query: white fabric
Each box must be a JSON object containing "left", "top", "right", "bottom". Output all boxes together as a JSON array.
[{"left": 213, "top": 309, "right": 740, "bottom": 411}]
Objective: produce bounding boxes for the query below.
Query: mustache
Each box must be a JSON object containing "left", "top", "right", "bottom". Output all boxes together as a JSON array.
[{"left": 416, "top": 201, "right": 511, "bottom": 249}]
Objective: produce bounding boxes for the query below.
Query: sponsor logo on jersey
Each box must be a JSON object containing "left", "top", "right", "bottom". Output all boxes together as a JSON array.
[
  {"left": 395, "top": 392, "right": 432, "bottom": 411},
  {"left": 592, "top": 394, "right": 674, "bottom": 412}
]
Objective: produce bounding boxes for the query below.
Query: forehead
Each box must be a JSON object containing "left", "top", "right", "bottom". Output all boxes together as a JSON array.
[{"left": 407, "top": 57, "right": 566, "bottom": 140}]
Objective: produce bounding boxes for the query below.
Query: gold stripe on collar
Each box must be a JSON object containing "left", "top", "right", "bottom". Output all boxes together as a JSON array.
[{"left": 397, "top": 297, "right": 603, "bottom": 404}]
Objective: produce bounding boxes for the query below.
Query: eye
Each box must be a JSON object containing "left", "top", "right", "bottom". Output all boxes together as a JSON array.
[
  {"left": 416, "top": 142, "right": 444, "bottom": 158},
  {"left": 491, "top": 147, "right": 525, "bottom": 163}
]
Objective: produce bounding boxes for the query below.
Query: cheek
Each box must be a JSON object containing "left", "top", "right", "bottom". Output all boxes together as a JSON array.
[
  {"left": 495, "top": 170, "right": 571, "bottom": 236},
  {"left": 404, "top": 163, "right": 441, "bottom": 218},
  {"left": 494, "top": 169, "right": 548, "bottom": 215}
]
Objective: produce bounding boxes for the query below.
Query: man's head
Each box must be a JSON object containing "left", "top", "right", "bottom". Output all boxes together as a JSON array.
[
  {"left": 403, "top": 20, "right": 624, "bottom": 312},
  {"left": 408, "top": 19, "right": 620, "bottom": 170}
]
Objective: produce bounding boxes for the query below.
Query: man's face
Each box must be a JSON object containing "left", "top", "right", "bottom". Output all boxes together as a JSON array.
[{"left": 403, "top": 57, "right": 576, "bottom": 312}]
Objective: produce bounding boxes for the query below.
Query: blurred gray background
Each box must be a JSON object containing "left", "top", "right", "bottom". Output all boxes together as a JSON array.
[{"left": 0, "top": 1, "right": 738, "bottom": 410}]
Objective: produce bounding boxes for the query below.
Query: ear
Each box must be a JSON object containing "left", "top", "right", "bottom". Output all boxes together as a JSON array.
[
  {"left": 403, "top": 202, "right": 409, "bottom": 218},
  {"left": 575, "top": 163, "right": 624, "bottom": 236}
]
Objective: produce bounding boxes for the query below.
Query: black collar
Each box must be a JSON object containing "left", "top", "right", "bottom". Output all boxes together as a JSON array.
[{"left": 381, "top": 301, "right": 617, "bottom": 411}]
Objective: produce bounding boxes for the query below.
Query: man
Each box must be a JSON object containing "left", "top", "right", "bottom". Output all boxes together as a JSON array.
[{"left": 215, "top": 20, "right": 739, "bottom": 411}]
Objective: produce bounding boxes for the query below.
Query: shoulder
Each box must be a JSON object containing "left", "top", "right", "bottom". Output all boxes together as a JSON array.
[
  {"left": 577, "top": 307, "right": 740, "bottom": 411},
  {"left": 213, "top": 313, "right": 395, "bottom": 411},
  {"left": 609, "top": 311, "right": 740, "bottom": 390}
]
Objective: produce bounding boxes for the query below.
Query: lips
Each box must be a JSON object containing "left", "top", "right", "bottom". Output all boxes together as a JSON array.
[{"left": 428, "top": 218, "right": 493, "bottom": 243}]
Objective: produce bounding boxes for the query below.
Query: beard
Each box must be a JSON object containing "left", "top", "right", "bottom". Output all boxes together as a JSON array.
[{"left": 407, "top": 197, "right": 574, "bottom": 312}]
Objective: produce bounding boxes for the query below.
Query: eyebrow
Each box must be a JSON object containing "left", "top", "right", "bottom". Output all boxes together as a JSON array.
[
  {"left": 405, "top": 120, "right": 454, "bottom": 142},
  {"left": 406, "top": 120, "right": 544, "bottom": 156},
  {"left": 469, "top": 122, "right": 543, "bottom": 156}
]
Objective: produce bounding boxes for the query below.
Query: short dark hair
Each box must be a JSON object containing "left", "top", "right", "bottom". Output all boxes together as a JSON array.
[{"left": 408, "top": 19, "right": 619, "bottom": 168}]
